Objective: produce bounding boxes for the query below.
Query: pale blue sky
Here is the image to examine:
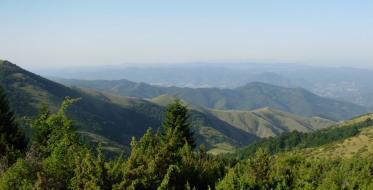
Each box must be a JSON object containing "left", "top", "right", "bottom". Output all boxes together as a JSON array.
[{"left": 0, "top": 0, "right": 372, "bottom": 69}]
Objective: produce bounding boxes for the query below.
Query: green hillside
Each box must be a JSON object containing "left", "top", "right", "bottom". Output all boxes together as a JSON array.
[
  {"left": 236, "top": 113, "right": 373, "bottom": 158},
  {"left": 0, "top": 60, "right": 166, "bottom": 153},
  {"left": 303, "top": 126, "right": 373, "bottom": 158},
  {"left": 150, "top": 94, "right": 334, "bottom": 154},
  {"left": 0, "top": 61, "right": 257, "bottom": 153},
  {"left": 100, "top": 92, "right": 260, "bottom": 154},
  {"left": 216, "top": 113, "right": 373, "bottom": 189},
  {"left": 59, "top": 78, "right": 370, "bottom": 120},
  {"left": 151, "top": 95, "right": 334, "bottom": 139},
  {"left": 2, "top": 60, "right": 373, "bottom": 189},
  {"left": 0, "top": 60, "right": 343, "bottom": 155},
  {"left": 301, "top": 114, "right": 373, "bottom": 158},
  {"left": 209, "top": 107, "right": 333, "bottom": 138}
]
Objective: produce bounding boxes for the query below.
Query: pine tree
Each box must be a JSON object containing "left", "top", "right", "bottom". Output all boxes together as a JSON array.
[
  {"left": 162, "top": 99, "right": 195, "bottom": 149},
  {"left": 0, "top": 85, "right": 26, "bottom": 156}
]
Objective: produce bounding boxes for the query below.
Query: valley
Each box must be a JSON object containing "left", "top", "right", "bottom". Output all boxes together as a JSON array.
[
  {"left": 2, "top": 60, "right": 373, "bottom": 189},
  {"left": 46, "top": 64, "right": 373, "bottom": 107},
  {"left": 1, "top": 60, "right": 340, "bottom": 155},
  {"left": 2, "top": 1, "right": 373, "bottom": 188}
]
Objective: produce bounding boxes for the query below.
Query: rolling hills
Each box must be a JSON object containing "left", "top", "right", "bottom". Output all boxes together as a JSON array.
[
  {"left": 0, "top": 60, "right": 164, "bottom": 151},
  {"left": 1, "top": 60, "right": 252, "bottom": 153},
  {"left": 58, "top": 78, "right": 369, "bottom": 121},
  {"left": 0, "top": 60, "right": 342, "bottom": 154},
  {"left": 209, "top": 107, "right": 333, "bottom": 138},
  {"left": 149, "top": 94, "right": 333, "bottom": 137},
  {"left": 45, "top": 63, "right": 373, "bottom": 108},
  {"left": 148, "top": 94, "right": 335, "bottom": 153}
]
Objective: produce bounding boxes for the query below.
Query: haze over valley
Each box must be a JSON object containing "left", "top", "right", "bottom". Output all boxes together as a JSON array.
[
  {"left": 1, "top": 1, "right": 373, "bottom": 189},
  {"left": 43, "top": 63, "right": 373, "bottom": 108}
]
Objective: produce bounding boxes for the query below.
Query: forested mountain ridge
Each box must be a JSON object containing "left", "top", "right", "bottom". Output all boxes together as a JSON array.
[
  {"left": 0, "top": 60, "right": 163, "bottom": 151},
  {"left": 0, "top": 60, "right": 336, "bottom": 154},
  {"left": 58, "top": 78, "right": 370, "bottom": 120},
  {"left": 2, "top": 60, "right": 373, "bottom": 189},
  {"left": 0, "top": 60, "right": 252, "bottom": 153},
  {"left": 149, "top": 94, "right": 334, "bottom": 153},
  {"left": 1, "top": 85, "right": 373, "bottom": 189},
  {"left": 150, "top": 94, "right": 333, "bottom": 138}
]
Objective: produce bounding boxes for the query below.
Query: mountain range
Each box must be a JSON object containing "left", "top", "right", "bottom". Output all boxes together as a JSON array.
[
  {"left": 42, "top": 63, "right": 373, "bottom": 107},
  {"left": 58, "top": 78, "right": 370, "bottom": 121},
  {"left": 0, "top": 60, "right": 343, "bottom": 153}
]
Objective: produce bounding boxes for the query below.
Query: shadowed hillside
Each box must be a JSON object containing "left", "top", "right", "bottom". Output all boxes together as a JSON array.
[
  {"left": 0, "top": 60, "right": 258, "bottom": 153},
  {"left": 0, "top": 60, "right": 342, "bottom": 154},
  {"left": 0, "top": 60, "right": 163, "bottom": 152}
]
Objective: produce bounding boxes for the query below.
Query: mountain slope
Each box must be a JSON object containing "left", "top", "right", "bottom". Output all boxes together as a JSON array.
[
  {"left": 104, "top": 93, "right": 260, "bottom": 153},
  {"left": 0, "top": 60, "right": 259, "bottom": 153},
  {"left": 236, "top": 113, "right": 373, "bottom": 158},
  {"left": 302, "top": 114, "right": 373, "bottom": 158},
  {"left": 58, "top": 79, "right": 369, "bottom": 120},
  {"left": 0, "top": 60, "right": 163, "bottom": 147},
  {"left": 305, "top": 126, "right": 373, "bottom": 158},
  {"left": 0, "top": 60, "right": 340, "bottom": 154},
  {"left": 209, "top": 107, "right": 333, "bottom": 138},
  {"left": 150, "top": 94, "right": 334, "bottom": 153}
]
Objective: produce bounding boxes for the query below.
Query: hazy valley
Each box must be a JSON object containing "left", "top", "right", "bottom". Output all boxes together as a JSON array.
[
  {"left": 2, "top": 1, "right": 373, "bottom": 188},
  {"left": 2, "top": 59, "right": 373, "bottom": 189}
]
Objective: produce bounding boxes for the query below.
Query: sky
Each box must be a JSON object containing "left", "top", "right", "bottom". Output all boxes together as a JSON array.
[{"left": 0, "top": 0, "right": 373, "bottom": 69}]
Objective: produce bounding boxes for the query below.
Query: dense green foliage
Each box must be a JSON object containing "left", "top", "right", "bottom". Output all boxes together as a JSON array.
[
  {"left": 162, "top": 99, "right": 195, "bottom": 149},
  {"left": 0, "top": 85, "right": 27, "bottom": 164},
  {"left": 1, "top": 86, "right": 373, "bottom": 189},
  {"left": 237, "top": 118, "right": 373, "bottom": 158},
  {"left": 0, "top": 99, "right": 227, "bottom": 189},
  {"left": 217, "top": 150, "right": 373, "bottom": 190}
]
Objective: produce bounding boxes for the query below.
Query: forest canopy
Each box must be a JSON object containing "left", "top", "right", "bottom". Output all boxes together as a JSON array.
[{"left": 1, "top": 89, "right": 373, "bottom": 189}]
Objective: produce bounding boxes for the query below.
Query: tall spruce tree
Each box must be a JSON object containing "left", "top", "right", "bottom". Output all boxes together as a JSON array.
[
  {"left": 162, "top": 99, "right": 195, "bottom": 149},
  {"left": 0, "top": 85, "right": 26, "bottom": 155}
]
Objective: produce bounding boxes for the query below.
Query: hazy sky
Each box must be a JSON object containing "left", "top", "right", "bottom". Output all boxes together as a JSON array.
[{"left": 1, "top": 0, "right": 373, "bottom": 69}]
